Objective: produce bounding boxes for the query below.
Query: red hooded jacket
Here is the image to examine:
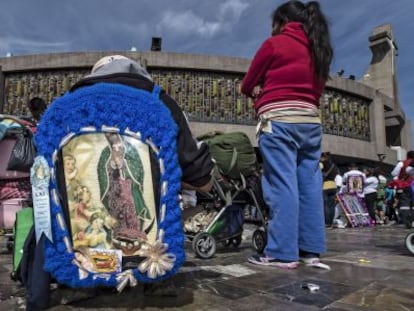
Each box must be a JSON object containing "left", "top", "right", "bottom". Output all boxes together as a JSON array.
[{"left": 241, "top": 22, "right": 325, "bottom": 115}]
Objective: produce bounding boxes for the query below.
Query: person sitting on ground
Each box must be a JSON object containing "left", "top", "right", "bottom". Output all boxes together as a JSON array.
[{"left": 24, "top": 56, "right": 216, "bottom": 310}]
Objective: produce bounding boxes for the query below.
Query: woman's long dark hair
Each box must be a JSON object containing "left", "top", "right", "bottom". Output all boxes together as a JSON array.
[{"left": 271, "top": 1, "right": 333, "bottom": 82}]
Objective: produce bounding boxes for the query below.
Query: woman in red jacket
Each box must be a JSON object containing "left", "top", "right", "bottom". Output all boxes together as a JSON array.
[{"left": 242, "top": 1, "right": 333, "bottom": 269}]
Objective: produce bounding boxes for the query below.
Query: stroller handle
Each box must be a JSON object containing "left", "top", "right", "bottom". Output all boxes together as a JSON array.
[{"left": 0, "top": 114, "right": 35, "bottom": 130}]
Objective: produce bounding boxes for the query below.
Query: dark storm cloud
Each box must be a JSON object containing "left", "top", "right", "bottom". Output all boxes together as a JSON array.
[{"left": 0, "top": 0, "right": 413, "bottom": 141}]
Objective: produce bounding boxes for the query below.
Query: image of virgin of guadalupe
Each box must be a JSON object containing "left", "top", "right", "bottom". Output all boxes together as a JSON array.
[
  {"left": 97, "top": 133, "right": 154, "bottom": 255},
  {"left": 348, "top": 175, "right": 364, "bottom": 195},
  {"left": 31, "top": 157, "right": 50, "bottom": 188}
]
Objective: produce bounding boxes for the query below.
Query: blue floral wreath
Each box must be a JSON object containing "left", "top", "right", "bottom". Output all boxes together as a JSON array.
[{"left": 34, "top": 82, "right": 184, "bottom": 289}]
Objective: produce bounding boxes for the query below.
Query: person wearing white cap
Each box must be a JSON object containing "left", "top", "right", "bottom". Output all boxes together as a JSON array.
[
  {"left": 71, "top": 55, "right": 214, "bottom": 193},
  {"left": 87, "top": 55, "right": 153, "bottom": 82}
]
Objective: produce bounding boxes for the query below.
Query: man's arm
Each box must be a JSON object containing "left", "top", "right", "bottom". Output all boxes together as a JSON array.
[{"left": 161, "top": 94, "right": 215, "bottom": 192}]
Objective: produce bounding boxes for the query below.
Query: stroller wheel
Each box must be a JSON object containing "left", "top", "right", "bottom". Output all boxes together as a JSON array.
[
  {"left": 192, "top": 232, "right": 216, "bottom": 259},
  {"left": 252, "top": 229, "right": 267, "bottom": 254},
  {"left": 405, "top": 232, "right": 414, "bottom": 255}
]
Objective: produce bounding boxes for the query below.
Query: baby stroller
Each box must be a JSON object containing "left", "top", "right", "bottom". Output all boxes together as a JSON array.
[
  {"left": 0, "top": 114, "right": 35, "bottom": 252},
  {"left": 183, "top": 131, "right": 268, "bottom": 259},
  {"left": 183, "top": 170, "right": 268, "bottom": 259}
]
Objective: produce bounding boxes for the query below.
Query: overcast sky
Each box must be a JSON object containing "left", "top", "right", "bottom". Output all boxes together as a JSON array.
[{"left": 1, "top": 0, "right": 413, "bottom": 143}]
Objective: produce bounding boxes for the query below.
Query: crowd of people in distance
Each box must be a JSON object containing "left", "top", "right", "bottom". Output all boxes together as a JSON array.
[{"left": 321, "top": 151, "right": 414, "bottom": 229}]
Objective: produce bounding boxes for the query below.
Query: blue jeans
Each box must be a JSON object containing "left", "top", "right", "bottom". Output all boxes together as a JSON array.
[{"left": 259, "top": 121, "right": 325, "bottom": 261}]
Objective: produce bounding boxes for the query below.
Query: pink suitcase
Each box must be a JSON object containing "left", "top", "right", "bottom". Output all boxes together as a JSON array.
[{"left": 0, "top": 198, "right": 26, "bottom": 230}]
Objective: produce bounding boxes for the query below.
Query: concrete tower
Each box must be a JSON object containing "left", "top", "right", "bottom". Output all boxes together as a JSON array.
[
  {"left": 361, "top": 24, "right": 399, "bottom": 102},
  {"left": 361, "top": 24, "right": 411, "bottom": 148}
]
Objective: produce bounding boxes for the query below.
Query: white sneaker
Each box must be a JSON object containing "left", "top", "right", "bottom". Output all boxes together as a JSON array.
[
  {"left": 300, "top": 257, "right": 331, "bottom": 270},
  {"left": 333, "top": 219, "right": 347, "bottom": 228}
]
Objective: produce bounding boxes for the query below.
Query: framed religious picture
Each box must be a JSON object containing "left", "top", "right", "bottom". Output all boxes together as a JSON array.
[{"left": 61, "top": 133, "right": 158, "bottom": 257}]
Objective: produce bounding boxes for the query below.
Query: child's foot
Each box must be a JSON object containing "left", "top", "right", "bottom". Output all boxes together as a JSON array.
[
  {"left": 300, "top": 257, "right": 331, "bottom": 270},
  {"left": 248, "top": 254, "right": 299, "bottom": 269}
]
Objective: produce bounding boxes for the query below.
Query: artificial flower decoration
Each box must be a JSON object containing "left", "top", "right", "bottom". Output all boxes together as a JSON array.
[
  {"left": 138, "top": 241, "right": 176, "bottom": 279},
  {"left": 116, "top": 269, "right": 138, "bottom": 292}
]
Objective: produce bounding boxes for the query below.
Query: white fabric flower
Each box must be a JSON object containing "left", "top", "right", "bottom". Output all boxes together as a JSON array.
[{"left": 137, "top": 241, "right": 176, "bottom": 279}]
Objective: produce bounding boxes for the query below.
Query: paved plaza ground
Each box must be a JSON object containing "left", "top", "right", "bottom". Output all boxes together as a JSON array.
[{"left": 1, "top": 224, "right": 414, "bottom": 310}]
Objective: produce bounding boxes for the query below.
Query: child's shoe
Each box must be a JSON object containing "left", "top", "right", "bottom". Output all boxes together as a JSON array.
[
  {"left": 300, "top": 257, "right": 331, "bottom": 270},
  {"left": 248, "top": 254, "right": 299, "bottom": 269}
]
